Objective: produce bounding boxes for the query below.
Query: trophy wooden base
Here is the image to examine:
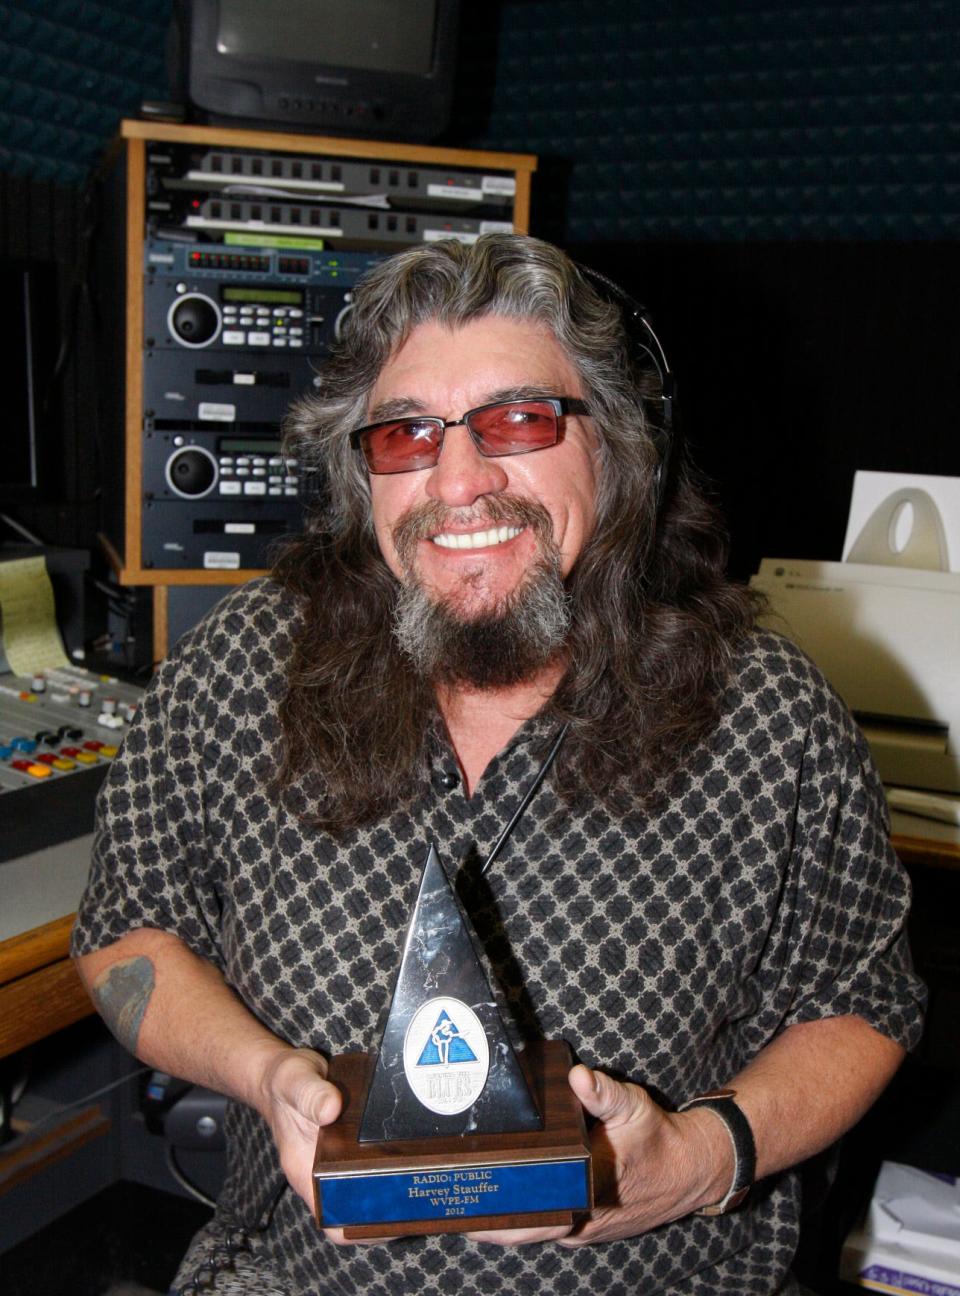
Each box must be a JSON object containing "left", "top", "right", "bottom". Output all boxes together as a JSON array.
[{"left": 313, "top": 1039, "right": 592, "bottom": 1238}]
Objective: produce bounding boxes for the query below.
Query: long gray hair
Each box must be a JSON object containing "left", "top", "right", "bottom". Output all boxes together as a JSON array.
[{"left": 273, "top": 234, "right": 756, "bottom": 829}]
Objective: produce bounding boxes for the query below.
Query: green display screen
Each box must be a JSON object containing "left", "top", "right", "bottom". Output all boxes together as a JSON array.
[
  {"left": 225, "top": 231, "right": 325, "bottom": 251},
  {"left": 222, "top": 286, "right": 303, "bottom": 305},
  {"left": 220, "top": 438, "right": 283, "bottom": 454}
]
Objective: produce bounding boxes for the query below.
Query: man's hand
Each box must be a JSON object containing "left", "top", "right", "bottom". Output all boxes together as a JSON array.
[
  {"left": 258, "top": 1046, "right": 342, "bottom": 1209},
  {"left": 467, "top": 1063, "right": 732, "bottom": 1248},
  {"left": 557, "top": 1064, "right": 731, "bottom": 1245},
  {"left": 257, "top": 1047, "right": 400, "bottom": 1246}
]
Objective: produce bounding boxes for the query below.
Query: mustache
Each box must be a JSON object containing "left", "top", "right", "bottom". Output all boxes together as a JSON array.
[{"left": 392, "top": 495, "right": 555, "bottom": 572}]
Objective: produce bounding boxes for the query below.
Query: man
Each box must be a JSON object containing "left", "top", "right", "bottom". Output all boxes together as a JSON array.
[{"left": 72, "top": 234, "right": 924, "bottom": 1295}]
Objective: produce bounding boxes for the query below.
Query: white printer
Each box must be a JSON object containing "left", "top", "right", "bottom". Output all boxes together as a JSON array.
[{"left": 750, "top": 473, "right": 960, "bottom": 798}]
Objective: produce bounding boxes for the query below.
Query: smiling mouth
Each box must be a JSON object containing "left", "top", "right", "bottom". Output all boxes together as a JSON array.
[{"left": 431, "top": 524, "right": 524, "bottom": 551}]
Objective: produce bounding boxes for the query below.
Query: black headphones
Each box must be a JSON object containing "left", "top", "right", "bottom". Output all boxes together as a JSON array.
[{"left": 576, "top": 264, "right": 677, "bottom": 512}]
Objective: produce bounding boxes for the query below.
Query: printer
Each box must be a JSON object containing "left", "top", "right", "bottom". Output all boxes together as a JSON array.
[{"left": 750, "top": 474, "right": 960, "bottom": 797}]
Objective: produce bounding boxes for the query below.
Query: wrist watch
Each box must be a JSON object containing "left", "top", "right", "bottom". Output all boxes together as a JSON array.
[{"left": 678, "top": 1088, "right": 756, "bottom": 1215}]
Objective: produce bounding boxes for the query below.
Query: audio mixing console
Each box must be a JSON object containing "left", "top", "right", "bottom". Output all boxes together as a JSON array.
[{"left": 0, "top": 664, "right": 144, "bottom": 862}]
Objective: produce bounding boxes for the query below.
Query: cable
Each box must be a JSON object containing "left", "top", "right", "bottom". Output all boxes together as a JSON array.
[
  {"left": 478, "top": 723, "right": 568, "bottom": 878},
  {"left": 90, "top": 576, "right": 138, "bottom": 606},
  {"left": 175, "top": 1228, "right": 253, "bottom": 1296},
  {"left": 9, "top": 1057, "right": 31, "bottom": 1108},
  {"left": 175, "top": 1178, "right": 288, "bottom": 1296},
  {"left": 17, "top": 1065, "right": 149, "bottom": 1135},
  {"left": 0, "top": 511, "right": 45, "bottom": 545},
  {"left": 165, "top": 1142, "right": 218, "bottom": 1208}
]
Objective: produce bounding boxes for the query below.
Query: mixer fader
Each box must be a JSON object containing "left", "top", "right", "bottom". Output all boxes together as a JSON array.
[{"left": 0, "top": 664, "right": 144, "bottom": 862}]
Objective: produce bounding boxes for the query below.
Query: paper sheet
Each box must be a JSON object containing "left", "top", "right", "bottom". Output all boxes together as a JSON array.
[
  {"left": 841, "top": 1161, "right": 960, "bottom": 1293},
  {"left": 0, "top": 555, "right": 70, "bottom": 675},
  {"left": 843, "top": 470, "right": 960, "bottom": 571}
]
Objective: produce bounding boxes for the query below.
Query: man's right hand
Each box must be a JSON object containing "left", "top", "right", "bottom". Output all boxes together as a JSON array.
[
  {"left": 75, "top": 931, "right": 396, "bottom": 1242},
  {"left": 257, "top": 1046, "right": 342, "bottom": 1210},
  {"left": 256, "top": 1046, "right": 399, "bottom": 1246}
]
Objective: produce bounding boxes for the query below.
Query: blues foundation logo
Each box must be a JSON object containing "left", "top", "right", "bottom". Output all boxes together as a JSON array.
[{"left": 402, "top": 997, "right": 490, "bottom": 1114}]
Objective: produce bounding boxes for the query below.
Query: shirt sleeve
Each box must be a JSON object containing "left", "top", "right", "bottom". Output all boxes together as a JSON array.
[
  {"left": 736, "top": 681, "right": 926, "bottom": 1059},
  {"left": 70, "top": 627, "right": 226, "bottom": 969}
]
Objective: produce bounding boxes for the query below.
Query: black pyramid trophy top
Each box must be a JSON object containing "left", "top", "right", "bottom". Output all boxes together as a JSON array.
[{"left": 358, "top": 842, "right": 543, "bottom": 1142}]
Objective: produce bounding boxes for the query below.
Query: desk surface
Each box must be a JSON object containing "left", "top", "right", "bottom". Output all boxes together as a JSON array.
[
  {"left": 890, "top": 812, "right": 960, "bottom": 869},
  {"left": 0, "top": 833, "right": 93, "bottom": 944},
  {"left": 0, "top": 835, "right": 94, "bottom": 1058}
]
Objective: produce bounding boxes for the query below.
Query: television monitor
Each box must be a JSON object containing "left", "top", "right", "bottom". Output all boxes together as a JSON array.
[{"left": 172, "top": 0, "right": 460, "bottom": 141}]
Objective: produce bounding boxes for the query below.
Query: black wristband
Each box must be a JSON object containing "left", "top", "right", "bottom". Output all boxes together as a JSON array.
[{"left": 679, "top": 1088, "right": 756, "bottom": 1215}]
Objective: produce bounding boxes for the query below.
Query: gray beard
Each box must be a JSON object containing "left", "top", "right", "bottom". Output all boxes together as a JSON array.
[{"left": 392, "top": 557, "right": 571, "bottom": 688}]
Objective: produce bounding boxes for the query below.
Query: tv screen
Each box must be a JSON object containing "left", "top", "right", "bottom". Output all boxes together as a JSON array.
[
  {"left": 177, "top": 0, "right": 460, "bottom": 141},
  {"left": 217, "top": 0, "right": 437, "bottom": 76}
]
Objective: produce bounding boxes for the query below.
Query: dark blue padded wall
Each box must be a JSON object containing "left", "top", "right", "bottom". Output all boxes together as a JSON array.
[
  {"left": 3, "top": 0, "right": 957, "bottom": 240},
  {"left": 455, "top": 0, "right": 960, "bottom": 241},
  {"left": 1, "top": 0, "right": 169, "bottom": 182}
]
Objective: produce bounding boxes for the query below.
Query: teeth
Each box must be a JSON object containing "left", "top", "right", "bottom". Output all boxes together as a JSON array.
[{"left": 432, "top": 525, "right": 522, "bottom": 550}]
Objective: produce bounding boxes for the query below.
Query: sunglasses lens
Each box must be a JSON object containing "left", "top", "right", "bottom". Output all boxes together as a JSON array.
[
  {"left": 358, "top": 401, "right": 571, "bottom": 472},
  {"left": 362, "top": 419, "right": 442, "bottom": 473},
  {"left": 468, "top": 401, "right": 560, "bottom": 456}
]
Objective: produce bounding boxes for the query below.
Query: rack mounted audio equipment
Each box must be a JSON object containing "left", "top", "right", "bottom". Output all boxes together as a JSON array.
[{"left": 97, "top": 120, "right": 535, "bottom": 627}]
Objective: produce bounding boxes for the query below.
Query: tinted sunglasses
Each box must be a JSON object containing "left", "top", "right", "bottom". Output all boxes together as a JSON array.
[{"left": 350, "top": 396, "right": 591, "bottom": 475}]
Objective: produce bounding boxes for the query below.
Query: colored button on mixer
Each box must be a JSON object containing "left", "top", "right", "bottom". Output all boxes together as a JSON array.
[
  {"left": 11, "top": 737, "right": 37, "bottom": 753},
  {"left": 60, "top": 746, "right": 98, "bottom": 764},
  {"left": 84, "top": 741, "right": 119, "bottom": 758},
  {"left": 11, "top": 759, "right": 51, "bottom": 778},
  {"left": 36, "top": 752, "right": 77, "bottom": 770}
]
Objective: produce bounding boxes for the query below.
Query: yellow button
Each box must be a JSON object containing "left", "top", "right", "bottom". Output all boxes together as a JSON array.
[
  {"left": 52, "top": 757, "right": 76, "bottom": 770},
  {"left": 100, "top": 745, "right": 119, "bottom": 758},
  {"left": 26, "top": 763, "right": 51, "bottom": 778},
  {"left": 73, "top": 750, "right": 99, "bottom": 764}
]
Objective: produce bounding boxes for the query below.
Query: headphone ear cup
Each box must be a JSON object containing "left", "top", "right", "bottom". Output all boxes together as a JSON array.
[{"left": 575, "top": 263, "right": 677, "bottom": 514}]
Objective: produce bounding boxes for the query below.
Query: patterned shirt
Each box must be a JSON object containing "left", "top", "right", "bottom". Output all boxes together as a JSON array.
[{"left": 72, "top": 578, "right": 925, "bottom": 1295}]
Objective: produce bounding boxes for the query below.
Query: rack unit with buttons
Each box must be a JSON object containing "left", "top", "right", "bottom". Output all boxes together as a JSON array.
[{"left": 96, "top": 119, "right": 536, "bottom": 660}]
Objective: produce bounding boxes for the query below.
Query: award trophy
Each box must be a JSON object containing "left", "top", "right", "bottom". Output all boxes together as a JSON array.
[{"left": 313, "top": 843, "right": 592, "bottom": 1237}]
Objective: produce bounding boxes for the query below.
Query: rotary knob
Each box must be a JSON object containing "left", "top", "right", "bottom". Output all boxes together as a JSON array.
[
  {"left": 165, "top": 445, "right": 217, "bottom": 498},
  {"left": 168, "top": 292, "right": 221, "bottom": 347}
]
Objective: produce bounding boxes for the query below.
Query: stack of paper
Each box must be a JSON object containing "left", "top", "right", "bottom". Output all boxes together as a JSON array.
[{"left": 840, "top": 1161, "right": 960, "bottom": 1295}]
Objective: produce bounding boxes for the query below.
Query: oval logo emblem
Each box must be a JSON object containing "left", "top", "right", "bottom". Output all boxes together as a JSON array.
[{"left": 402, "top": 997, "right": 490, "bottom": 1115}]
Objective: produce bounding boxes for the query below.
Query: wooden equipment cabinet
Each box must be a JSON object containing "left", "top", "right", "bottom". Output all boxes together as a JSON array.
[{"left": 99, "top": 119, "right": 537, "bottom": 661}]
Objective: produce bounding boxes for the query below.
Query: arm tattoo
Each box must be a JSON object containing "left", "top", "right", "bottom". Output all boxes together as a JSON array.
[{"left": 91, "top": 956, "right": 156, "bottom": 1053}]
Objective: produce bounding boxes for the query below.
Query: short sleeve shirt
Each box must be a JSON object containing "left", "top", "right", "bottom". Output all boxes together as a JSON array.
[{"left": 72, "top": 578, "right": 925, "bottom": 1295}]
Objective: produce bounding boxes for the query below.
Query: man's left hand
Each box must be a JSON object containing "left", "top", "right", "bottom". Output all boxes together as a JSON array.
[{"left": 467, "top": 1063, "right": 731, "bottom": 1248}]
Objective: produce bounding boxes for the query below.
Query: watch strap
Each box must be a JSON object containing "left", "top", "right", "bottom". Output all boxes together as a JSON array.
[{"left": 679, "top": 1088, "right": 756, "bottom": 1215}]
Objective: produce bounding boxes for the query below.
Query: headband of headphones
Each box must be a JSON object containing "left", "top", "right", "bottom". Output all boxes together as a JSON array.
[{"left": 575, "top": 264, "right": 677, "bottom": 512}]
